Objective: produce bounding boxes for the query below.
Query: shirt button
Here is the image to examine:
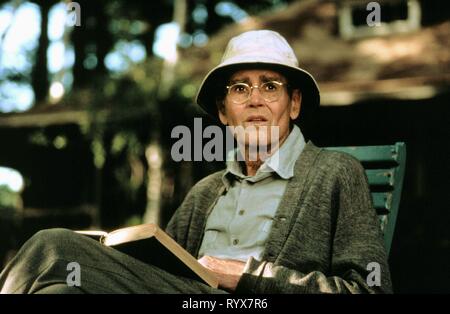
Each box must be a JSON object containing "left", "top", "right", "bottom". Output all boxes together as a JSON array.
[
  {"left": 238, "top": 209, "right": 245, "bottom": 216},
  {"left": 232, "top": 239, "right": 239, "bottom": 245}
]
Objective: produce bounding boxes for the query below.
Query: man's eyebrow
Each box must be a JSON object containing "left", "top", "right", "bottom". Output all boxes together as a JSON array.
[
  {"left": 228, "top": 75, "right": 283, "bottom": 85},
  {"left": 228, "top": 77, "right": 250, "bottom": 85},
  {"left": 260, "top": 75, "right": 283, "bottom": 82}
]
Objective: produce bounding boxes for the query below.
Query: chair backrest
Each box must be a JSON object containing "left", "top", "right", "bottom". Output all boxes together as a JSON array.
[{"left": 325, "top": 142, "right": 406, "bottom": 256}]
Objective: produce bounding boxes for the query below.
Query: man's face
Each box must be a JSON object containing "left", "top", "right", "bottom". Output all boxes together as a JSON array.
[{"left": 218, "top": 69, "right": 301, "bottom": 150}]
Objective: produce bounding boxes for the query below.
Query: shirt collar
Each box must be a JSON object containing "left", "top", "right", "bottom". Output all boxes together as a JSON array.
[{"left": 222, "top": 125, "right": 306, "bottom": 189}]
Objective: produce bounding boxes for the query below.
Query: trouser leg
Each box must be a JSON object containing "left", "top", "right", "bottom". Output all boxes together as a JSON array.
[
  {"left": 34, "top": 284, "right": 83, "bottom": 294},
  {"left": 0, "top": 228, "right": 227, "bottom": 294}
]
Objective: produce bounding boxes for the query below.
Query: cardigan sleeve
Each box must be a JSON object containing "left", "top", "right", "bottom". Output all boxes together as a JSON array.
[
  {"left": 164, "top": 187, "right": 196, "bottom": 246},
  {"left": 165, "top": 170, "right": 225, "bottom": 253},
  {"left": 236, "top": 154, "right": 393, "bottom": 294}
]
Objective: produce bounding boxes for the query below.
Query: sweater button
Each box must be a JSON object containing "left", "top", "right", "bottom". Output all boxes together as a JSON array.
[{"left": 232, "top": 238, "right": 239, "bottom": 245}]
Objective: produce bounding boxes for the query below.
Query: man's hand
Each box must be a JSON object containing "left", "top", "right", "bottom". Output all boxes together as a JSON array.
[{"left": 198, "top": 256, "right": 246, "bottom": 292}]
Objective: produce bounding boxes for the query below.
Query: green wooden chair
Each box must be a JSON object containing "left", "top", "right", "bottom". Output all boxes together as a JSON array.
[{"left": 326, "top": 142, "right": 406, "bottom": 256}]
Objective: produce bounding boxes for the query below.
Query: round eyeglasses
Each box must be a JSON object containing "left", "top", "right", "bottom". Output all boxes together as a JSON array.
[{"left": 226, "top": 81, "right": 286, "bottom": 104}]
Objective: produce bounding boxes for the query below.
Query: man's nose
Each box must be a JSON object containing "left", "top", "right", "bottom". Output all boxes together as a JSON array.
[{"left": 247, "top": 86, "right": 264, "bottom": 106}]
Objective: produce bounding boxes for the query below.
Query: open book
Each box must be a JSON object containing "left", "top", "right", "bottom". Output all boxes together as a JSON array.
[{"left": 75, "top": 223, "right": 219, "bottom": 288}]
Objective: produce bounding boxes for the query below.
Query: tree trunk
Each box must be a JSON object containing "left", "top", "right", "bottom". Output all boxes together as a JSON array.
[
  {"left": 143, "top": 0, "right": 187, "bottom": 225},
  {"left": 31, "top": 1, "right": 52, "bottom": 105}
]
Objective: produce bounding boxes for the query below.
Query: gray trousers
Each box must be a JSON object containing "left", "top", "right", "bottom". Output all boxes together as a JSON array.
[{"left": 0, "top": 228, "right": 228, "bottom": 294}]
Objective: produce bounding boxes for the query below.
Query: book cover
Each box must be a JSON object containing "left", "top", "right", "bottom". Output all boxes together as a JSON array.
[{"left": 76, "top": 224, "right": 219, "bottom": 288}]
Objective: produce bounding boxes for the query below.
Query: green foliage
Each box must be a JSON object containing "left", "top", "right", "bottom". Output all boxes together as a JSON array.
[
  {"left": 29, "top": 130, "right": 50, "bottom": 147},
  {"left": 122, "top": 214, "right": 143, "bottom": 227},
  {"left": 111, "top": 131, "right": 143, "bottom": 157},
  {"left": 0, "top": 185, "right": 21, "bottom": 210},
  {"left": 91, "top": 136, "right": 106, "bottom": 169}
]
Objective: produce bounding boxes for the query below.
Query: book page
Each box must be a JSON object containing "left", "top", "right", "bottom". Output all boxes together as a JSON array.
[
  {"left": 75, "top": 230, "right": 108, "bottom": 238},
  {"left": 102, "top": 224, "right": 157, "bottom": 246}
]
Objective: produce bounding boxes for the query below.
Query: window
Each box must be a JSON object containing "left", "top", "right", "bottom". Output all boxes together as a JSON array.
[{"left": 338, "top": 0, "right": 421, "bottom": 40}]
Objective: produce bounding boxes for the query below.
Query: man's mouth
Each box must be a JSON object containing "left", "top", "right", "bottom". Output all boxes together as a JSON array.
[{"left": 245, "top": 115, "right": 268, "bottom": 123}]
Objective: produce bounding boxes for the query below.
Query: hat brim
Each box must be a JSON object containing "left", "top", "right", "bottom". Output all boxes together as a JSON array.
[{"left": 195, "top": 62, "right": 320, "bottom": 122}]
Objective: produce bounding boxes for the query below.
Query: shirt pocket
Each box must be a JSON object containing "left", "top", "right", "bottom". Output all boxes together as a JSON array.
[{"left": 255, "top": 219, "right": 274, "bottom": 245}]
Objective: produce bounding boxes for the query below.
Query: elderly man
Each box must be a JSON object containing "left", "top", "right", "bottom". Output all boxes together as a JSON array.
[{"left": 0, "top": 30, "right": 392, "bottom": 294}]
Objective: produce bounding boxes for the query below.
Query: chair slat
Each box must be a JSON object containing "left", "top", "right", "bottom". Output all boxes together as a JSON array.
[
  {"left": 372, "top": 192, "right": 391, "bottom": 215},
  {"left": 326, "top": 145, "right": 398, "bottom": 163},
  {"left": 365, "top": 169, "right": 394, "bottom": 187},
  {"left": 325, "top": 142, "right": 406, "bottom": 256}
]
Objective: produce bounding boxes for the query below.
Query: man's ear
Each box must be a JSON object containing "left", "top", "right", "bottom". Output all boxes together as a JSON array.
[
  {"left": 290, "top": 89, "right": 302, "bottom": 120},
  {"left": 217, "top": 100, "right": 228, "bottom": 125}
]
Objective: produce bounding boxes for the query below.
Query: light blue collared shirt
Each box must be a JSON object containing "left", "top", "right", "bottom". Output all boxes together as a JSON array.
[{"left": 198, "top": 125, "right": 306, "bottom": 261}]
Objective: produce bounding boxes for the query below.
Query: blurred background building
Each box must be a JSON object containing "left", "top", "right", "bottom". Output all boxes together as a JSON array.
[{"left": 0, "top": 0, "right": 448, "bottom": 293}]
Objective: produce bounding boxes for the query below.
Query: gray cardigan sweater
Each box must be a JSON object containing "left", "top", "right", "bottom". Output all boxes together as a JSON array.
[{"left": 165, "top": 141, "right": 393, "bottom": 293}]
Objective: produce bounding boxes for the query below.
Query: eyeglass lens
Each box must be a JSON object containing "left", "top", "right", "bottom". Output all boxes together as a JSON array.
[{"left": 227, "top": 81, "right": 283, "bottom": 104}]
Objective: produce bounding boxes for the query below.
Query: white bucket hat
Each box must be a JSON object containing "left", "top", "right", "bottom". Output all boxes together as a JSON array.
[{"left": 195, "top": 30, "right": 320, "bottom": 121}]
